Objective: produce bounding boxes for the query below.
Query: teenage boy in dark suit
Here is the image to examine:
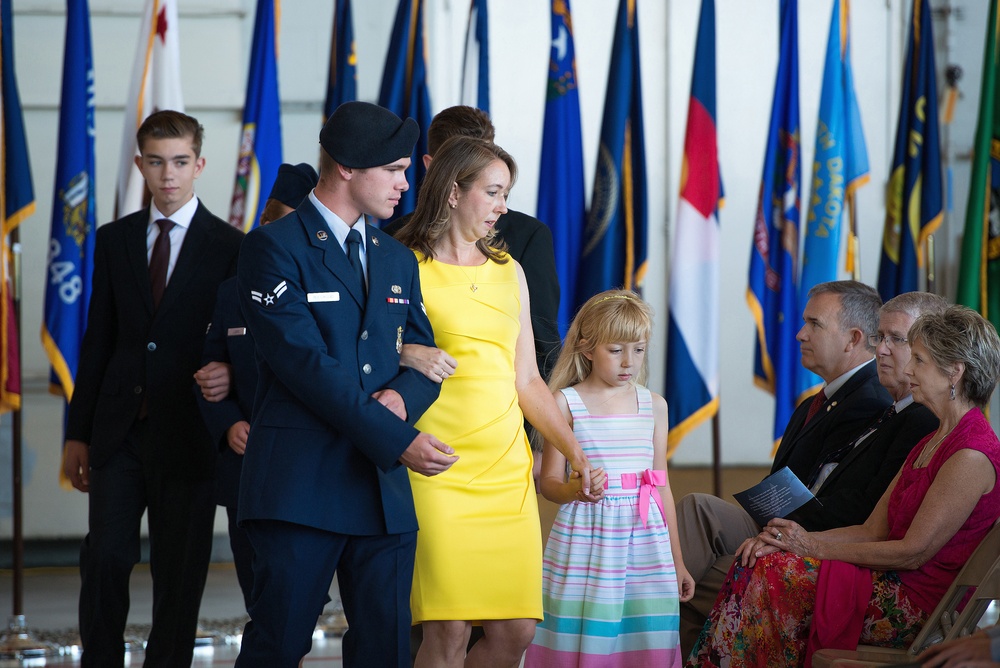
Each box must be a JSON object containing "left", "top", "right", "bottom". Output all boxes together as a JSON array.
[{"left": 63, "top": 110, "right": 244, "bottom": 667}]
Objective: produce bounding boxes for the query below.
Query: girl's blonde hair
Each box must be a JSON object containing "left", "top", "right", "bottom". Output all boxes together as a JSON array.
[{"left": 549, "top": 289, "right": 654, "bottom": 391}]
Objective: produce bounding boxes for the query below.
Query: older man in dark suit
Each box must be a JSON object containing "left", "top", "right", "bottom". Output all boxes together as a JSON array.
[
  {"left": 62, "top": 110, "right": 244, "bottom": 667},
  {"left": 676, "top": 283, "right": 943, "bottom": 655},
  {"left": 234, "top": 102, "right": 457, "bottom": 668}
]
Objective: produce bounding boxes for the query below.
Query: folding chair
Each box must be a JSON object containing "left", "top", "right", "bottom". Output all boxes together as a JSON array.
[{"left": 812, "top": 519, "right": 1000, "bottom": 667}]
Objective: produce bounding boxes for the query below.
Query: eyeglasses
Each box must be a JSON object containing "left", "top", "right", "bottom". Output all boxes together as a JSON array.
[{"left": 868, "top": 334, "right": 908, "bottom": 348}]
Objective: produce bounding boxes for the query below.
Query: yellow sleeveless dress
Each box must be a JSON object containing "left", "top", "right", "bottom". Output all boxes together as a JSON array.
[{"left": 409, "top": 253, "right": 543, "bottom": 623}]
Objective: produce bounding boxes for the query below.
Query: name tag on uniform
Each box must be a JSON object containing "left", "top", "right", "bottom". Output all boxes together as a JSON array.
[
  {"left": 227, "top": 327, "right": 247, "bottom": 336},
  {"left": 307, "top": 292, "right": 340, "bottom": 303}
]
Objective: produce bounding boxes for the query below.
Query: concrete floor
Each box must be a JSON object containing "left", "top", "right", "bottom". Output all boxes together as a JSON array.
[
  {"left": 0, "top": 563, "right": 342, "bottom": 666},
  {"left": 0, "top": 467, "right": 770, "bottom": 666}
]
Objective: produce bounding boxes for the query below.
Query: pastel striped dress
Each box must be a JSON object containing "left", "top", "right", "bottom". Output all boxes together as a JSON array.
[{"left": 525, "top": 386, "right": 682, "bottom": 668}]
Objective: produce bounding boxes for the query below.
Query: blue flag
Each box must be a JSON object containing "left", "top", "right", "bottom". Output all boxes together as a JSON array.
[
  {"left": 798, "top": 0, "right": 869, "bottom": 400},
  {"left": 747, "top": 0, "right": 801, "bottom": 447},
  {"left": 0, "top": 0, "right": 35, "bottom": 414},
  {"left": 537, "top": 0, "right": 585, "bottom": 335},
  {"left": 577, "top": 0, "right": 647, "bottom": 310},
  {"left": 665, "top": 0, "right": 721, "bottom": 454},
  {"left": 460, "top": 0, "right": 489, "bottom": 113},
  {"left": 229, "top": 0, "right": 283, "bottom": 233},
  {"left": 378, "top": 0, "right": 433, "bottom": 222},
  {"left": 0, "top": 0, "right": 32, "bottom": 235},
  {"left": 42, "top": 0, "right": 95, "bottom": 408},
  {"left": 324, "top": 0, "right": 356, "bottom": 121},
  {"left": 877, "top": 0, "right": 942, "bottom": 300}
]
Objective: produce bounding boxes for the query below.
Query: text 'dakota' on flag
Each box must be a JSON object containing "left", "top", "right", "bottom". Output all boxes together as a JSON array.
[{"left": 797, "top": 0, "right": 869, "bottom": 401}]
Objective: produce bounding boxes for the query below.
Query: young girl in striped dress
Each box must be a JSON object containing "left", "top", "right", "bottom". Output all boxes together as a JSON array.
[{"left": 525, "top": 290, "right": 694, "bottom": 667}]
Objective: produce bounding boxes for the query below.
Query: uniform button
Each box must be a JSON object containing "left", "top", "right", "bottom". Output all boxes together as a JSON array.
[
  {"left": 362, "top": 364, "right": 372, "bottom": 375},
  {"left": 133, "top": 386, "right": 143, "bottom": 395},
  {"left": 361, "top": 330, "right": 368, "bottom": 340},
  {"left": 146, "top": 342, "right": 157, "bottom": 351}
]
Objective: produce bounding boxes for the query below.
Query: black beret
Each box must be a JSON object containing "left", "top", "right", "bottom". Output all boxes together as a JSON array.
[
  {"left": 267, "top": 163, "right": 318, "bottom": 208},
  {"left": 320, "top": 101, "right": 419, "bottom": 169}
]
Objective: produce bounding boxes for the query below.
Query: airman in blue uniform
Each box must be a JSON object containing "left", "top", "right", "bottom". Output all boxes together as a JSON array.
[{"left": 233, "top": 102, "right": 457, "bottom": 668}]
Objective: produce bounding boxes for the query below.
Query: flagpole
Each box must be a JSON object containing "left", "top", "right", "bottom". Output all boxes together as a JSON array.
[
  {"left": 0, "top": 234, "right": 55, "bottom": 659},
  {"left": 849, "top": 201, "right": 860, "bottom": 281},
  {"left": 711, "top": 413, "right": 721, "bottom": 498},
  {"left": 926, "top": 235, "right": 936, "bottom": 294},
  {"left": 10, "top": 234, "right": 21, "bottom": 616}
]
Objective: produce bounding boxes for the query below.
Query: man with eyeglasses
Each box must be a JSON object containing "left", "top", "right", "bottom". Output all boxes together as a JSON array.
[{"left": 676, "top": 283, "right": 944, "bottom": 655}]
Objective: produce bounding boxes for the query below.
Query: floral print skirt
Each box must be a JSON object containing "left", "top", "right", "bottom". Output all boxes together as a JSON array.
[{"left": 685, "top": 552, "right": 927, "bottom": 667}]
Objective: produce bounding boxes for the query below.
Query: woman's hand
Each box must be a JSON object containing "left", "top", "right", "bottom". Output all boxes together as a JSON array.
[
  {"left": 759, "top": 518, "right": 816, "bottom": 557},
  {"left": 568, "top": 453, "right": 597, "bottom": 501},
  {"left": 916, "top": 628, "right": 994, "bottom": 667},
  {"left": 400, "top": 343, "right": 457, "bottom": 383},
  {"left": 570, "top": 467, "right": 606, "bottom": 503},
  {"left": 735, "top": 533, "right": 781, "bottom": 568}
]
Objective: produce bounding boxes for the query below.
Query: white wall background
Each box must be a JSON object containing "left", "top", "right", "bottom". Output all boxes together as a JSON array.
[{"left": 0, "top": 0, "right": 990, "bottom": 538}]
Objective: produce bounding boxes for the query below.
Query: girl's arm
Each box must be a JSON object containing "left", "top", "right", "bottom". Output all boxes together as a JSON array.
[
  {"left": 512, "top": 262, "right": 595, "bottom": 497},
  {"left": 651, "top": 392, "right": 694, "bottom": 602}
]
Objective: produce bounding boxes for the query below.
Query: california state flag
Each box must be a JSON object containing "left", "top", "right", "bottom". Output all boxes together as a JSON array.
[{"left": 115, "top": 0, "right": 184, "bottom": 217}]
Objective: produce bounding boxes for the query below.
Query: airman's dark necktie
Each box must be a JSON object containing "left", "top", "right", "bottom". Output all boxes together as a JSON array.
[{"left": 346, "top": 228, "right": 366, "bottom": 299}]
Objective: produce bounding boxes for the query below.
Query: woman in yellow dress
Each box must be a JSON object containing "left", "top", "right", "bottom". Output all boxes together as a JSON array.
[{"left": 395, "top": 137, "right": 598, "bottom": 668}]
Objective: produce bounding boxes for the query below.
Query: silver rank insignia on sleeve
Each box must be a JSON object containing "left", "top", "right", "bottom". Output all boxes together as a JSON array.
[
  {"left": 396, "top": 326, "right": 403, "bottom": 354},
  {"left": 251, "top": 280, "right": 288, "bottom": 307}
]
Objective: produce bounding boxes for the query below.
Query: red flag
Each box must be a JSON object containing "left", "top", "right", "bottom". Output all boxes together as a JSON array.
[
  {"left": 0, "top": 0, "right": 36, "bottom": 413},
  {"left": 0, "top": 264, "right": 19, "bottom": 412}
]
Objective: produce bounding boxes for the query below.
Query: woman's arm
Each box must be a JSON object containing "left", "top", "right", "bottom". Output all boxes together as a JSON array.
[
  {"left": 789, "top": 470, "right": 899, "bottom": 545},
  {"left": 651, "top": 392, "right": 694, "bottom": 602},
  {"left": 766, "top": 448, "right": 995, "bottom": 570},
  {"left": 538, "top": 391, "right": 604, "bottom": 503},
  {"left": 739, "top": 469, "right": 900, "bottom": 568},
  {"left": 399, "top": 343, "right": 457, "bottom": 383},
  {"left": 511, "top": 261, "right": 595, "bottom": 496}
]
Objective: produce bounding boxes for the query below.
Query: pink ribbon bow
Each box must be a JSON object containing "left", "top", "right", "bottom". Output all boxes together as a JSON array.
[{"left": 618, "top": 469, "right": 666, "bottom": 528}]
